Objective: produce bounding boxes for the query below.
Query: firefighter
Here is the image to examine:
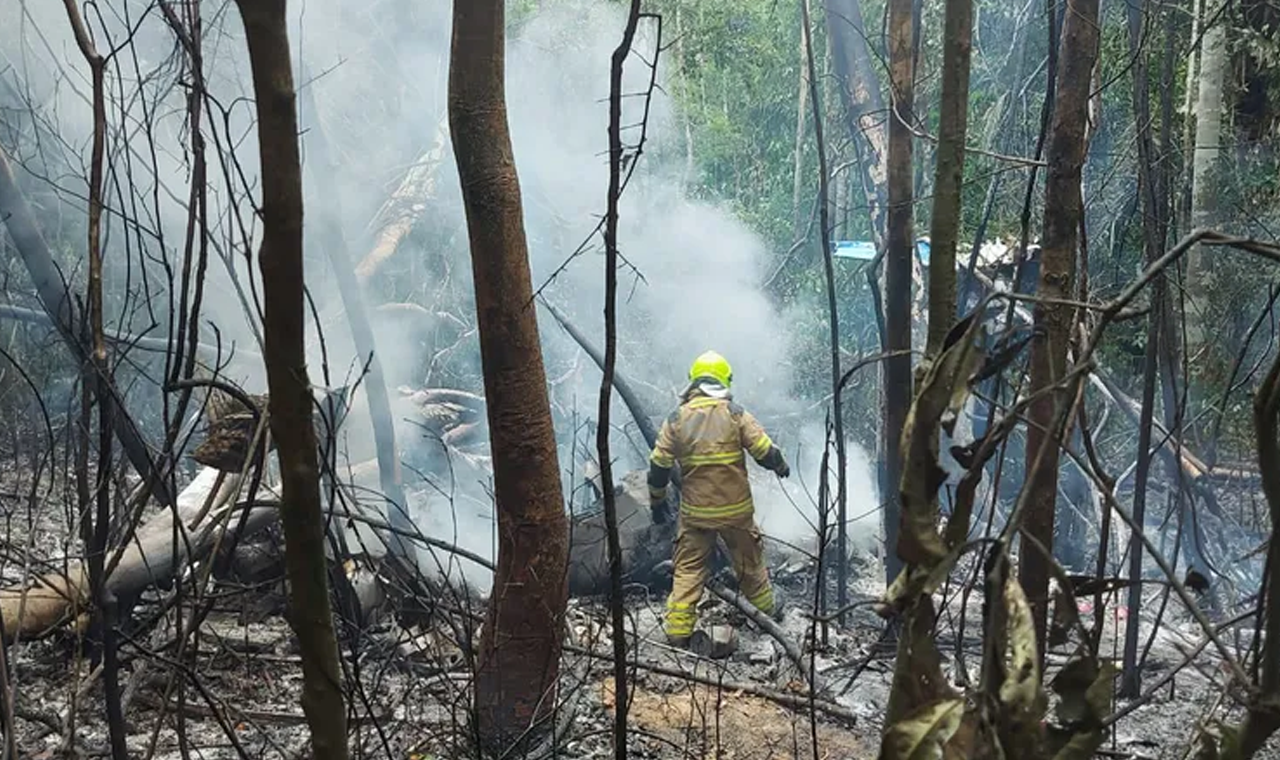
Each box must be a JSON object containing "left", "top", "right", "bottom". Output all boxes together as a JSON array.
[{"left": 648, "top": 350, "right": 791, "bottom": 646}]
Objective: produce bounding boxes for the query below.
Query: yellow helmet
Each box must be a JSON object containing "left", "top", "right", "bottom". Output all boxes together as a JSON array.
[{"left": 689, "top": 350, "right": 733, "bottom": 388}]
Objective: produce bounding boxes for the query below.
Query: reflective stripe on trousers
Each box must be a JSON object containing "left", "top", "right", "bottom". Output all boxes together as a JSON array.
[{"left": 663, "top": 511, "right": 775, "bottom": 638}]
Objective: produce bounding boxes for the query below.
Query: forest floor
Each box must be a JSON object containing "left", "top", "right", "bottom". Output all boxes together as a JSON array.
[
  {"left": 6, "top": 561, "right": 1278, "bottom": 759},
  {"left": 1, "top": 459, "right": 1278, "bottom": 759}
]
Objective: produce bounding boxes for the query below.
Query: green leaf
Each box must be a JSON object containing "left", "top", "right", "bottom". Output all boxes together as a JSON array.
[{"left": 880, "top": 698, "right": 967, "bottom": 760}]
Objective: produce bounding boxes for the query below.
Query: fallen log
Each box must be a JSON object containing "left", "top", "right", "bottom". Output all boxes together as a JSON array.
[
  {"left": 707, "top": 582, "right": 809, "bottom": 682},
  {"left": 0, "top": 461, "right": 428, "bottom": 641},
  {"left": 0, "top": 466, "right": 263, "bottom": 640}
]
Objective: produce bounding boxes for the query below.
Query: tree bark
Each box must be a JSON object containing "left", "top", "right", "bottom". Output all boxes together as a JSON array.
[
  {"left": 1186, "top": 0, "right": 1226, "bottom": 361},
  {"left": 233, "top": 2, "right": 350, "bottom": 757},
  {"left": 599, "top": 4, "right": 644, "bottom": 757},
  {"left": 448, "top": 1, "right": 571, "bottom": 752},
  {"left": 925, "top": 0, "right": 973, "bottom": 355},
  {"left": 801, "top": 0, "right": 848, "bottom": 621},
  {"left": 824, "top": 0, "right": 889, "bottom": 248},
  {"left": 1122, "top": 0, "right": 1165, "bottom": 697},
  {"left": 883, "top": 0, "right": 915, "bottom": 586},
  {"left": 791, "top": 19, "right": 809, "bottom": 236},
  {"left": 1019, "top": 0, "right": 1101, "bottom": 660}
]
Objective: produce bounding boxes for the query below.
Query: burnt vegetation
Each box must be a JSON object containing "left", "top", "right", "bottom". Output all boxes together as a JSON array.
[{"left": 2, "top": 0, "right": 1280, "bottom": 758}]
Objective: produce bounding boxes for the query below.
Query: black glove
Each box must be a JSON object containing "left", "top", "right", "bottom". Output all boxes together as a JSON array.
[
  {"left": 775, "top": 459, "right": 791, "bottom": 479},
  {"left": 651, "top": 498, "right": 673, "bottom": 525}
]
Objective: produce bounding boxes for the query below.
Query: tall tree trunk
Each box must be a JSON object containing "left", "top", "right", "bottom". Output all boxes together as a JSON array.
[
  {"left": 599, "top": 4, "right": 644, "bottom": 757},
  {"left": 883, "top": 0, "right": 915, "bottom": 587},
  {"left": 792, "top": 20, "right": 809, "bottom": 235},
  {"left": 1180, "top": 0, "right": 1202, "bottom": 223},
  {"left": 233, "top": 2, "right": 350, "bottom": 758},
  {"left": 925, "top": 0, "right": 973, "bottom": 355},
  {"left": 1185, "top": 0, "right": 1226, "bottom": 363},
  {"left": 1019, "top": 0, "right": 1101, "bottom": 659},
  {"left": 801, "top": 0, "right": 848, "bottom": 623},
  {"left": 1161, "top": 0, "right": 1208, "bottom": 594},
  {"left": 448, "top": 1, "right": 571, "bottom": 751},
  {"left": 297, "top": 66, "right": 417, "bottom": 573},
  {"left": 61, "top": 4, "right": 127, "bottom": 755},
  {"left": 824, "top": 0, "right": 889, "bottom": 248},
  {"left": 1122, "top": 0, "right": 1162, "bottom": 697}
]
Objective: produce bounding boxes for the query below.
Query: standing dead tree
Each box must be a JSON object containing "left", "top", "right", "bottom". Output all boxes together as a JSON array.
[
  {"left": 233, "top": 0, "right": 350, "bottom": 757},
  {"left": 1121, "top": 0, "right": 1165, "bottom": 698},
  {"left": 597, "top": 2, "right": 660, "bottom": 757},
  {"left": 1019, "top": 0, "right": 1101, "bottom": 658},
  {"left": 799, "top": 0, "right": 847, "bottom": 623},
  {"left": 448, "top": 0, "right": 571, "bottom": 752},
  {"left": 882, "top": 0, "right": 916, "bottom": 590},
  {"left": 59, "top": 3, "right": 128, "bottom": 756}
]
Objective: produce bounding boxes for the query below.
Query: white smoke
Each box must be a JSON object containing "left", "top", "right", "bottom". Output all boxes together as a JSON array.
[{"left": 0, "top": 0, "right": 882, "bottom": 592}]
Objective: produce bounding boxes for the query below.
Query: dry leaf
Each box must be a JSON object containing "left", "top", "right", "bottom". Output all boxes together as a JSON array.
[
  {"left": 897, "top": 314, "right": 986, "bottom": 568},
  {"left": 999, "top": 577, "right": 1042, "bottom": 713},
  {"left": 880, "top": 698, "right": 966, "bottom": 760}
]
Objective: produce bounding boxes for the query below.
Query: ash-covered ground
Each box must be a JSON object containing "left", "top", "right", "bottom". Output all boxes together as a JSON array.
[{"left": 1, "top": 453, "right": 1278, "bottom": 760}]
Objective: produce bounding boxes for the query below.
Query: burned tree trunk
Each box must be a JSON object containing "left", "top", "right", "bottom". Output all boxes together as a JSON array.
[
  {"left": 233, "top": 1, "right": 350, "bottom": 757},
  {"left": 1121, "top": 0, "right": 1165, "bottom": 697},
  {"left": 799, "top": 0, "right": 850, "bottom": 621},
  {"left": 448, "top": 1, "right": 570, "bottom": 751},
  {"left": 882, "top": 0, "right": 916, "bottom": 587},
  {"left": 599, "top": 5, "right": 646, "bottom": 756},
  {"left": 1019, "top": 0, "right": 1101, "bottom": 659}
]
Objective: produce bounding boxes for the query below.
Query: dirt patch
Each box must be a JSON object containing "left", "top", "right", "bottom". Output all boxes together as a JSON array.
[{"left": 601, "top": 677, "right": 872, "bottom": 759}]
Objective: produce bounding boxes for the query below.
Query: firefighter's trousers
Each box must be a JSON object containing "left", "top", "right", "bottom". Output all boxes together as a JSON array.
[{"left": 664, "top": 510, "right": 775, "bottom": 640}]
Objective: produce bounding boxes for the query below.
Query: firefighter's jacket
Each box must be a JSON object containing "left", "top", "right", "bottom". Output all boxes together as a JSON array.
[{"left": 648, "top": 383, "right": 788, "bottom": 523}]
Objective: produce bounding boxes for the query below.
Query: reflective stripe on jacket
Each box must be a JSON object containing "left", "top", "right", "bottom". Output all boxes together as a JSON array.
[{"left": 648, "top": 387, "right": 776, "bottom": 521}]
